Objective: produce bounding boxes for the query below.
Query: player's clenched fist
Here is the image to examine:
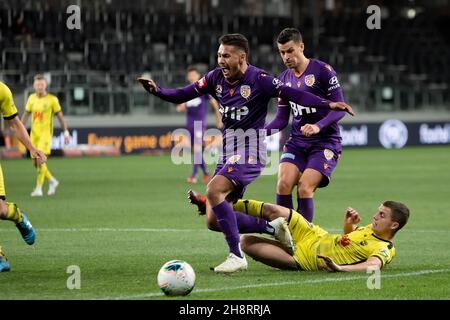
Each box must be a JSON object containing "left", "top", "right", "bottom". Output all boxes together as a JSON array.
[
  {"left": 137, "top": 77, "right": 158, "bottom": 93},
  {"left": 345, "top": 207, "right": 360, "bottom": 225}
]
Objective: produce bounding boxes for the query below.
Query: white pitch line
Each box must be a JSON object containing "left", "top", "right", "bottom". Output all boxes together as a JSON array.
[{"left": 99, "top": 268, "right": 450, "bottom": 300}]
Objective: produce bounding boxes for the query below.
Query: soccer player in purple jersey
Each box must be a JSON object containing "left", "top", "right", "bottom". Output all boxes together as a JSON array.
[
  {"left": 176, "top": 66, "right": 222, "bottom": 184},
  {"left": 138, "top": 34, "right": 353, "bottom": 273},
  {"left": 266, "top": 28, "right": 348, "bottom": 222}
]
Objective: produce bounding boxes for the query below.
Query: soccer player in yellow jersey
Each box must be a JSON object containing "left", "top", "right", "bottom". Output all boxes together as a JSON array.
[
  {"left": 232, "top": 198, "right": 409, "bottom": 272},
  {"left": 0, "top": 81, "right": 47, "bottom": 272},
  {"left": 21, "top": 74, "right": 70, "bottom": 197}
]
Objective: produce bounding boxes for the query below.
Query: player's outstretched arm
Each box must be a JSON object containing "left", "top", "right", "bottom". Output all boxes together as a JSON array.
[
  {"left": 280, "top": 85, "right": 354, "bottom": 116},
  {"left": 6, "top": 116, "right": 47, "bottom": 165},
  {"left": 318, "top": 255, "right": 382, "bottom": 272},
  {"left": 137, "top": 77, "right": 201, "bottom": 104},
  {"left": 257, "top": 73, "right": 354, "bottom": 116}
]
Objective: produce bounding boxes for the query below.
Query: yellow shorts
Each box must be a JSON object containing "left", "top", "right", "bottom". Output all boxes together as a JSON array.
[
  {"left": 31, "top": 135, "right": 51, "bottom": 156},
  {"left": 0, "top": 164, "right": 5, "bottom": 198},
  {"left": 288, "top": 210, "right": 328, "bottom": 271}
]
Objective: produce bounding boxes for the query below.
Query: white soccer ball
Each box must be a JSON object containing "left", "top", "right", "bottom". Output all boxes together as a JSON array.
[{"left": 157, "top": 260, "right": 196, "bottom": 296}]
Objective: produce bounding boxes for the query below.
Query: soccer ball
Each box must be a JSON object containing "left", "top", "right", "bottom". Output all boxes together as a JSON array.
[{"left": 157, "top": 260, "right": 196, "bottom": 296}]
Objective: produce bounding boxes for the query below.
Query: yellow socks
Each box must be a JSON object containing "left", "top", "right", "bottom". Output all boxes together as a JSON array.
[
  {"left": 1, "top": 202, "right": 23, "bottom": 224},
  {"left": 232, "top": 199, "right": 265, "bottom": 218},
  {"left": 37, "top": 163, "right": 54, "bottom": 187}
]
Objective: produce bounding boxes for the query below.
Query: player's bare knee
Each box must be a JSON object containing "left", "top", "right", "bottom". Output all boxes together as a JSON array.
[
  {"left": 0, "top": 201, "right": 8, "bottom": 219},
  {"left": 277, "top": 179, "right": 293, "bottom": 194},
  {"left": 298, "top": 181, "right": 316, "bottom": 197},
  {"left": 264, "top": 203, "right": 284, "bottom": 221},
  {"left": 265, "top": 203, "right": 291, "bottom": 221},
  {"left": 205, "top": 186, "right": 224, "bottom": 205}
]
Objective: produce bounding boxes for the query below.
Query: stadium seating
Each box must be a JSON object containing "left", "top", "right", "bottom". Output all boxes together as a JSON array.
[{"left": 0, "top": 1, "right": 448, "bottom": 114}]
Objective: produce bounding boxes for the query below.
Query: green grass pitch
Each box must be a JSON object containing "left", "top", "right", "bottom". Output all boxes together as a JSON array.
[{"left": 0, "top": 146, "right": 449, "bottom": 300}]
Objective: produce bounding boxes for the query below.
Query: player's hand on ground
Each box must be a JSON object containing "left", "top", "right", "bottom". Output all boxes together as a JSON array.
[
  {"left": 345, "top": 207, "right": 360, "bottom": 225},
  {"left": 31, "top": 149, "right": 47, "bottom": 165},
  {"left": 329, "top": 102, "right": 354, "bottom": 116},
  {"left": 137, "top": 77, "right": 158, "bottom": 93},
  {"left": 300, "top": 124, "right": 320, "bottom": 137},
  {"left": 318, "top": 255, "right": 343, "bottom": 272}
]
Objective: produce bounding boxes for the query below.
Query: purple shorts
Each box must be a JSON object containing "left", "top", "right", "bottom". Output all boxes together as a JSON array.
[
  {"left": 279, "top": 139, "right": 341, "bottom": 188},
  {"left": 213, "top": 160, "right": 264, "bottom": 202}
]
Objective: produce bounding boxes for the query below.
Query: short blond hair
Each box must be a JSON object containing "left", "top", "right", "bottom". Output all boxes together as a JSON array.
[{"left": 33, "top": 74, "right": 46, "bottom": 81}]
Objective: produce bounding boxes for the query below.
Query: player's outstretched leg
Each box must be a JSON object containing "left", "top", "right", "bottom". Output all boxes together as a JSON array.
[
  {"left": 0, "top": 247, "right": 10, "bottom": 272},
  {"left": 0, "top": 202, "right": 35, "bottom": 245},
  {"left": 233, "top": 199, "right": 295, "bottom": 253}
]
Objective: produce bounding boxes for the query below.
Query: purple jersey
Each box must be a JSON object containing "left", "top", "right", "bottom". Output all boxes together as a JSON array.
[
  {"left": 186, "top": 95, "right": 209, "bottom": 126},
  {"left": 194, "top": 65, "right": 276, "bottom": 164},
  {"left": 278, "top": 59, "right": 344, "bottom": 143},
  {"left": 153, "top": 64, "right": 335, "bottom": 165}
]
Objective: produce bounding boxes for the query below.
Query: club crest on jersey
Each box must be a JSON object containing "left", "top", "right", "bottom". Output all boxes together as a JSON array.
[
  {"left": 305, "top": 74, "right": 315, "bottom": 87},
  {"left": 323, "top": 149, "right": 334, "bottom": 161},
  {"left": 297, "top": 82, "right": 301, "bottom": 87},
  {"left": 197, "top": 77, "right": 207, "bottom": 89},
  {"left": 240, "top": 85, "right": 251, "bottom": 99},
  {"left": 228, "top": 154, "right": 241, "bottom": 164}
]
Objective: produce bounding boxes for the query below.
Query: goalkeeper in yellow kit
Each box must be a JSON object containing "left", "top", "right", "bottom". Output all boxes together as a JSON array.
[
  {"left": 231, "top": 198, "right": 409, "bottom": 272},
  {"left": 0, "top": 81, "right": 47, "bottom": 272},
  {"left": 21, "top": 74, "right": 70, "bottom": 197}
]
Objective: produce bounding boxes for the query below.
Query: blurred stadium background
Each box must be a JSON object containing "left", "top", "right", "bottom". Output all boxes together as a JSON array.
[{"left": 0, "top": 0, "right": 449, "bottom": 156}]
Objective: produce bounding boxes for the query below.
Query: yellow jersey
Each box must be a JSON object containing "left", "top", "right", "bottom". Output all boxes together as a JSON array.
[
  {"left": 0, "top": 82, "right": 19, "bottom": 119},
  {"left": 25, "top": 93, "right": 61, "bottom": 154},
  {"left": 0, "top": 81, "right": 19, "bottom": 196},
  {"left": 289, "top": 211, "right": 395, "bottom": 271}
]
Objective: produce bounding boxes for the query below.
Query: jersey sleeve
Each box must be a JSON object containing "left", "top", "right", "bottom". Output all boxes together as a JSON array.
[
  {"left": 0, "top": 83, "right": 19, "bottom": 119},
  {"left": 320, "top": 63, "right": 344, "bottom": 102},
  {"left": 370, "top": 245, "right": 394, "bottom": 267},
  {"left": 257, "top": 72, "right": 332, "bottom": 109},
  {"left": 193, "top": 70, "right": 215, "bottom": 96},
  {"left": 52, "top": 96, "right": 62, "bottom": 113}
]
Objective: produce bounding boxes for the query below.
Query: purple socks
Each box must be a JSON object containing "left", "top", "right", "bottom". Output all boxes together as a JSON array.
[
  {"left": 276, "top": 193, "right": 293, "bottom": 209},
  {"left": 297, "top": 197, "right": 314, "bottom": 222},
  {"left": 212, "top": 201, "right": 242, "bottom": 258}
]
